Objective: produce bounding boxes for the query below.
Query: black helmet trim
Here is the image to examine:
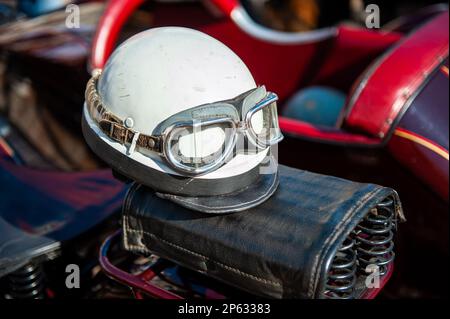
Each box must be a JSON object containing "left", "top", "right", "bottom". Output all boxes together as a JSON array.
[{"left": 156, "top": 168, "right": 279, "bottom": 214}]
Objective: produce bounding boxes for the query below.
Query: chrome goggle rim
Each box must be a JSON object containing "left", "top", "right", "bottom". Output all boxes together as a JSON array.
[
  {"left": 163, "top": 118, "right": 238, "bottom": 175},
  {"left": 86, "top": 71, "right": 282, "bottom": 176},
  {"left": 244, "top": 92, "right": 284, "bottom": 149}
]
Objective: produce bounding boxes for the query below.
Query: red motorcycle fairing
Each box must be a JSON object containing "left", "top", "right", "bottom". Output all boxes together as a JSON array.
[
  {"left": 389, "top": 60, "right": 449, "bottom": 200},
  {"left": 344, "top": 12, "right": 449, "bottom": 140},
  {"left": 343, "top": 12, "right": 449, "bottom": 200}
]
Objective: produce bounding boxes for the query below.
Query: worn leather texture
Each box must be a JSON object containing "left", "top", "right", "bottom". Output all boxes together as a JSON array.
[{"left": 122, "top": 165, "right": 403, "bottom": 298}]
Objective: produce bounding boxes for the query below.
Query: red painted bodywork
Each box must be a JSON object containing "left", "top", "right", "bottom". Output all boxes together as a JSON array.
[
  {"left": 389, "top": 129, "right": 449, "bottom": 200},
  {"left": 90, "top": 0, "right": 144, "bottom": 71},
  {"left": 387, "top": 59, "right": 449, "bottom": 200},
  {"left": 211, "top": 0, "right": 238, "bottom": 16},
  {"left": 279, "top": 117, "right": 380, "bottom": 145},
  {"left": 89, "top": 0, "right": 240, "bottom": 70},
  {"left": 345, "top": 12, "right": 449, "bottom": 139}
]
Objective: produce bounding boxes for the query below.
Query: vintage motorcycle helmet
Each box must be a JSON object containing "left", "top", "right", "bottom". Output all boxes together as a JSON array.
[{"left": 82, "top": 27, "right": 284, "bottom": 213}]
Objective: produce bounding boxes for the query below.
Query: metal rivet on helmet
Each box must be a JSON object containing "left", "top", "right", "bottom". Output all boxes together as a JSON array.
[{"left": 124, "top": 117, "right": 134, "bottom": 128}]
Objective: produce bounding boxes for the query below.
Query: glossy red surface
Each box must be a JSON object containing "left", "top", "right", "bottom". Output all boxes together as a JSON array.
[
  {"left": 389, "top": 130, "right": 449, "bottom": 200},
  {"left": 279, "top": 117, "right": 380, "bottom": 145},
  {"left": 211, "top": 0, "right": 238, "bottom": 16},
  {"left": 346, "top": 12, "right": 449, "bottom": 139},
  {"left": 312, "top": 26, "right": 402, "bottom": 90},
  {"left": 90, "top": 0, "right": 144, "bottom": 70}
]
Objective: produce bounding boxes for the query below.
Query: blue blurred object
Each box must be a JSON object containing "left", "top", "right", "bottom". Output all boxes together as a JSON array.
[
  {"left": 0, "top": 3, "right": 18, "bottom": 24},
  {"left": 18, "top": 0, "right": 70, "bottom": 17},
  {"left": 282, "top": 86, "right": 347, "bottom": 127}
]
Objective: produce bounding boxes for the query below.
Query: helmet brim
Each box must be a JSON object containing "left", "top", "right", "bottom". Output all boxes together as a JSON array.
[{"left": 156, "top": 167, "right": 279, "bottom": 214}]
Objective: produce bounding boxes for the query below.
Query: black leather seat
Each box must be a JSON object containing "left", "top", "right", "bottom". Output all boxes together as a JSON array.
[{"left": 122, "top": 165, "right": 404, "bottom": 298}]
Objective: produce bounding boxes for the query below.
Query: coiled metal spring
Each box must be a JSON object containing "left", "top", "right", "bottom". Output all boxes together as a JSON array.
[
  {"left": 355, "top": 197, "right": 396, "bottom": 276},
  {"left": 8, "top": 262, "right": 45, "bottom": 299},
  {"left": 324, "top": 197, "right": 397, "bottom": 299},
  {"left": 324, "top": 236, "right": 357, "bottom": 299}
]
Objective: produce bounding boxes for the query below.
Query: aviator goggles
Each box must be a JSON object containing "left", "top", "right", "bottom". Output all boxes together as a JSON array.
[{"left": 86, "top": 72, "right": 284, "bottom": 175}]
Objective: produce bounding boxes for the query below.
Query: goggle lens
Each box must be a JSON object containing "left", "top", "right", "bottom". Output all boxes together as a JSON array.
[
  {"left": 166, "top": 121, "right": 236, "bottom": 174},
  {"left": 249, "top": 99, "right": 283, "bottom": 148}
]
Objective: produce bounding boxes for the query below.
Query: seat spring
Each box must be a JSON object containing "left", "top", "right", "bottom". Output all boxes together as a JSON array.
[
  {"left": 323, "top": 197, "right": 397, "bottom": 299},
  {"left": 355, "top": 197, "right": 396, "bottom": 276},
  {"left": 8, "top": 262, "right": 45, "bottom": 299},
  {"left": 324, "top": 236, "right": 357, "bottom": 299}
]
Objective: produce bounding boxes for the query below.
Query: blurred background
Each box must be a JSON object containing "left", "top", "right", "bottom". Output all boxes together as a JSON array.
[
  {"left": 0, "top": 0, "right": 448, "bottom": 299},
  {"left": 1, "top": 0, "right": 445, "bottom": 27}
]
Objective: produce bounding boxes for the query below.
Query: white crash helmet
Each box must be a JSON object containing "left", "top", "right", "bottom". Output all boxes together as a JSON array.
[{"left": 82, "top": 27, "right": 283, "bottom": 213}]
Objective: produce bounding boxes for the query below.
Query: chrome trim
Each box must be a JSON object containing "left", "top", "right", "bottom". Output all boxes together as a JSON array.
[
  {"left": 231, "top": 6, "right": 337, "bottom": 45},
  {"left": 163, "top": 118, "right": 238, "bottom": 175},
  {"left": 86, "top": 72, "right": 283, "bottom": 176},
  {"left": 245, "top": 92, "right": 284, "bottom": 149}
]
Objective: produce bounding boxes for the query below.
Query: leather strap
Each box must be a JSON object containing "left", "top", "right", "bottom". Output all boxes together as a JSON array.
[
  {"left": 82, "top": 113, "right": 264, "bottom": 196},
  {"left": 86, "top": 73, "right": 162, "bottom": 154},
  {"left": 98, "top": 120, "right": 162, "bottom": 153}
]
